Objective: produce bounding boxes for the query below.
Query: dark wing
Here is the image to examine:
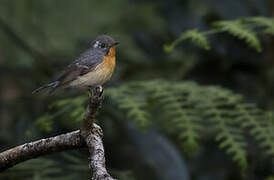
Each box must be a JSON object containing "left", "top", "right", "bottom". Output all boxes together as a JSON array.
[
  {"left": 32, "top": 48, "right": 104, "bottom": 94},
  {"left": 56, "top": 48, "right": 104, "bottom": 86}
]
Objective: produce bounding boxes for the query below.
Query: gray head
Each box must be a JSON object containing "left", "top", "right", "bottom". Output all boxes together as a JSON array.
[{"left": 90, "top": 35, "right": 119, "bottom": 54}]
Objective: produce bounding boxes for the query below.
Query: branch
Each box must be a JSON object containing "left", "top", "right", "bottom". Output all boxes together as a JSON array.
[
  {"left": 81, "top": 87, "right": 115, "bottom": 180},
  {"left": 0, "top": 130, "right": 84, "bottom": 172},
  {"left": 0, "top": 87, "right": 116, "bottom": 180},
  {"left": 85, "top": 124, "right": 114, "bottom": 180}
]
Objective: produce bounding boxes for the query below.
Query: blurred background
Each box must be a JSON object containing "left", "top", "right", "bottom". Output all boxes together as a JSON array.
[{"left": 0, "top": 0, "right": 273, "bottom": 180}]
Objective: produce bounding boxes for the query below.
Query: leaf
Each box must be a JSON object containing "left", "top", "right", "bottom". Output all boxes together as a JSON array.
[
  {"left": 164, "top": 29, "right": 211, "bottom": 52},
  {"left": 213, "top": 20, "right": 262, "bottom": 52}
]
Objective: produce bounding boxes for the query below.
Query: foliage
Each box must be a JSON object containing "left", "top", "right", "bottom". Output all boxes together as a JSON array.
[
  {"left": 165, "top": 16, "right": 274, "bottom": 52},
  {"left": 213, "top": 20, "right": 261, "bottom": 52},
  {"left": 247, "top": 17, "right": 274, "bottom": 35},
  {"left": 0, "top": 152, "right": 136, "bottom": 180},
  {"left": 33, "top": 95, "right": 86, "bottom": 132},
  {"left": 43, "top": 79, "right": 274, "bottom": 172},
  {"left": 0, "top": 153, "right": 89, "bottom": 180},
  {"left": 107, "top": 85, "right": 151, "bottom": 129},
  {"left": 0, "top": 0, "right": 273, "bottom": 179},
  {"left": 164, "top": 29, "right": 211, "bottom": 52},
  {"left": 265, "top": 177, "right": 274, "bottom": 180}
]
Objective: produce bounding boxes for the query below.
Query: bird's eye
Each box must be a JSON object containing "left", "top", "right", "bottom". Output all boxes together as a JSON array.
[{"left": 100, "top": 43, "right": 106, "bottom": 48}]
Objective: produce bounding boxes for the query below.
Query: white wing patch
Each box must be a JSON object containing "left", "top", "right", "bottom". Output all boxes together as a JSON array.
[
  {"left": 93, "top": 41, "right": 100, "bottom": 48},
  {"left": 75, "top": 63, "right": 89, "bottom": 69}
]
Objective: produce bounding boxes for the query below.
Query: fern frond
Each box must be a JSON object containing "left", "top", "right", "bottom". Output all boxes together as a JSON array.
[
  {"left": 106, "top": 85, "right": 151, "bottom": 129},
  {"left": 41, "top": 79, "right": 274, "bottom": 171},
  {"left": 35, "top": 113, "right": 54, "bottom": 132},
  {"left": 142, "top": 80, "right": 202, "bottom": 155},
  {"left": 164, "top": 29, "right": 211, "bottom": 52},
  {"left": 180, "top": 29, "right": 211, "bottom": 50},
  {"left": 235, "top": 103, "right": 274, "bottom": 156},
  {"left": 199, "top": 87, "right": 248, "bottom": 170},
  {"left": 247, "top": 16, "right": 274, "bottom": 35},
  {"left": 213, "top": 20, "right": 262, "bottom": 52},
  {"left": 52, "top": 95, "right": 86, "bottom": 122},
  {"left": 165, "top": 16, "right": 274, "bottom": 53}
]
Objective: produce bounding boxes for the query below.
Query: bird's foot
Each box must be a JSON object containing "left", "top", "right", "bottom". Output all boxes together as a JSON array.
[
  {"left": 88, "top": 85, "right": 104, "bottom": 98},
  {"left": 95, "top": 85, "right": 104, "bottom": 97}
]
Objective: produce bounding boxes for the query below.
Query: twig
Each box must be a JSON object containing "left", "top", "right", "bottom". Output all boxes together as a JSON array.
[{"left": 0, "top": 87, "right": 115, "bottom": 180}]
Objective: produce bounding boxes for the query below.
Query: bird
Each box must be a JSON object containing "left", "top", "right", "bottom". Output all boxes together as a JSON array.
[{"left": 32, "top": 35, "right": 119, "bottom": 94}]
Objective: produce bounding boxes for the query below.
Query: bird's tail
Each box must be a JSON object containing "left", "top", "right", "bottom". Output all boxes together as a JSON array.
[{"left": 32, "top": 81, "right": 59, "bottom": 94}]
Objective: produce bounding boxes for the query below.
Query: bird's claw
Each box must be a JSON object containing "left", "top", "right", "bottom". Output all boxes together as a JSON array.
[
  {"left": 95, "top": 86, "right": 104, "bottom": 97},
  {"left": 89, "top": 85, "right": 103, "bottom": 98}
]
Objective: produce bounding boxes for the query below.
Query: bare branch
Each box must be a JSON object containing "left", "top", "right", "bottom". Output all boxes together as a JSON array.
[
  {"left": 81, "top": 86, "right": 104, "bottom": 136},
  {"left": 0, "top": 130, "right": 84, "bottom": 172},
  {"left": 85, "top": 124, "right": 114, "bottom": 180},
  {"left": 0, "top": 86, "right": 116, "bottom": 180},
  {"left": 81, "top": 87, "right": 116, "bottom": 180}
]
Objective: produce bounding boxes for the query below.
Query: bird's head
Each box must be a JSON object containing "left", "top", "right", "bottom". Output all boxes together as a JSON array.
[{"left": 90, "top": 35, "right": 119, "bottom": 55}]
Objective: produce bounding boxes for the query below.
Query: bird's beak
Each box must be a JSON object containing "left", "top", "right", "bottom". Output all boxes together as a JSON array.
[{"left": 111, "top": 41, "right": 120, "bottom": 47}]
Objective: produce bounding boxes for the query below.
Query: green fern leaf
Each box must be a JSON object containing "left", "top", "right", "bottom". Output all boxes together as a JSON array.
[
  {"left": 213, "top": 20, "right": 262, "bottom": 52},
  {"left": 180, "top": 29, "right": 211, "bottom": 50},
  {"left": 235, "top": 103, "right": 274, "bottom": 156},
  {"left": 136, "top": 80, "right": 203, "bottom": 155},
  {"left": 198, "top": 86, "right": 248, "bottom": 170},
  {"left": 107, "top": 86, "right": 151, "bottom": 130},
  {"left": 164, "top": 29, "right": 211, "bottom": 52},
  {"left": 247, "top": 16, "right": 274, "bottom": 35},
  {"left": 39, "top": 79, "right": 274, "bottom": 171}
]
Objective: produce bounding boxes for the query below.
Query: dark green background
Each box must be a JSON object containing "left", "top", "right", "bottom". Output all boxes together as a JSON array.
[{"left": 0, "top": 0, "right": 273, "bottom": 179}]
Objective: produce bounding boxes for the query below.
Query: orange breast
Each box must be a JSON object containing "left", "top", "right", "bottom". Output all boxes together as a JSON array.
[
  {"left": 93, "top": 46, "right": 116, "bottom": 83},
  {"left": 108, "top": 46, "right": 116, "bottom": 57},
  {"left": 99, "top": 54, "right": 116, "bottom": 79}
]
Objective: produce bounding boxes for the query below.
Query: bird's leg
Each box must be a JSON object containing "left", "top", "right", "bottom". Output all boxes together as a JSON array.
[
  {"left": 96, "top": 85, "right": 104, "bottom": 97},
  {"left": 87, "top": 86, "right": 93, "bottom": 97},
  {"left": 94, "top": 86, "right": 104, "bottom": 109},
  {"left": 87, "top": 86, "right": 103, "bottom": 96}
]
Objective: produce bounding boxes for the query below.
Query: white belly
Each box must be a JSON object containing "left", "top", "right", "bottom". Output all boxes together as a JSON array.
[{"left": 69, "top": 63, "right": 114, "bottom": 88}]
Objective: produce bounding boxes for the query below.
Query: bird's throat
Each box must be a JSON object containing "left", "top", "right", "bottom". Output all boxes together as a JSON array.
[{"left": 108, "top": 47, "right": 116, "bottom": 57}]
